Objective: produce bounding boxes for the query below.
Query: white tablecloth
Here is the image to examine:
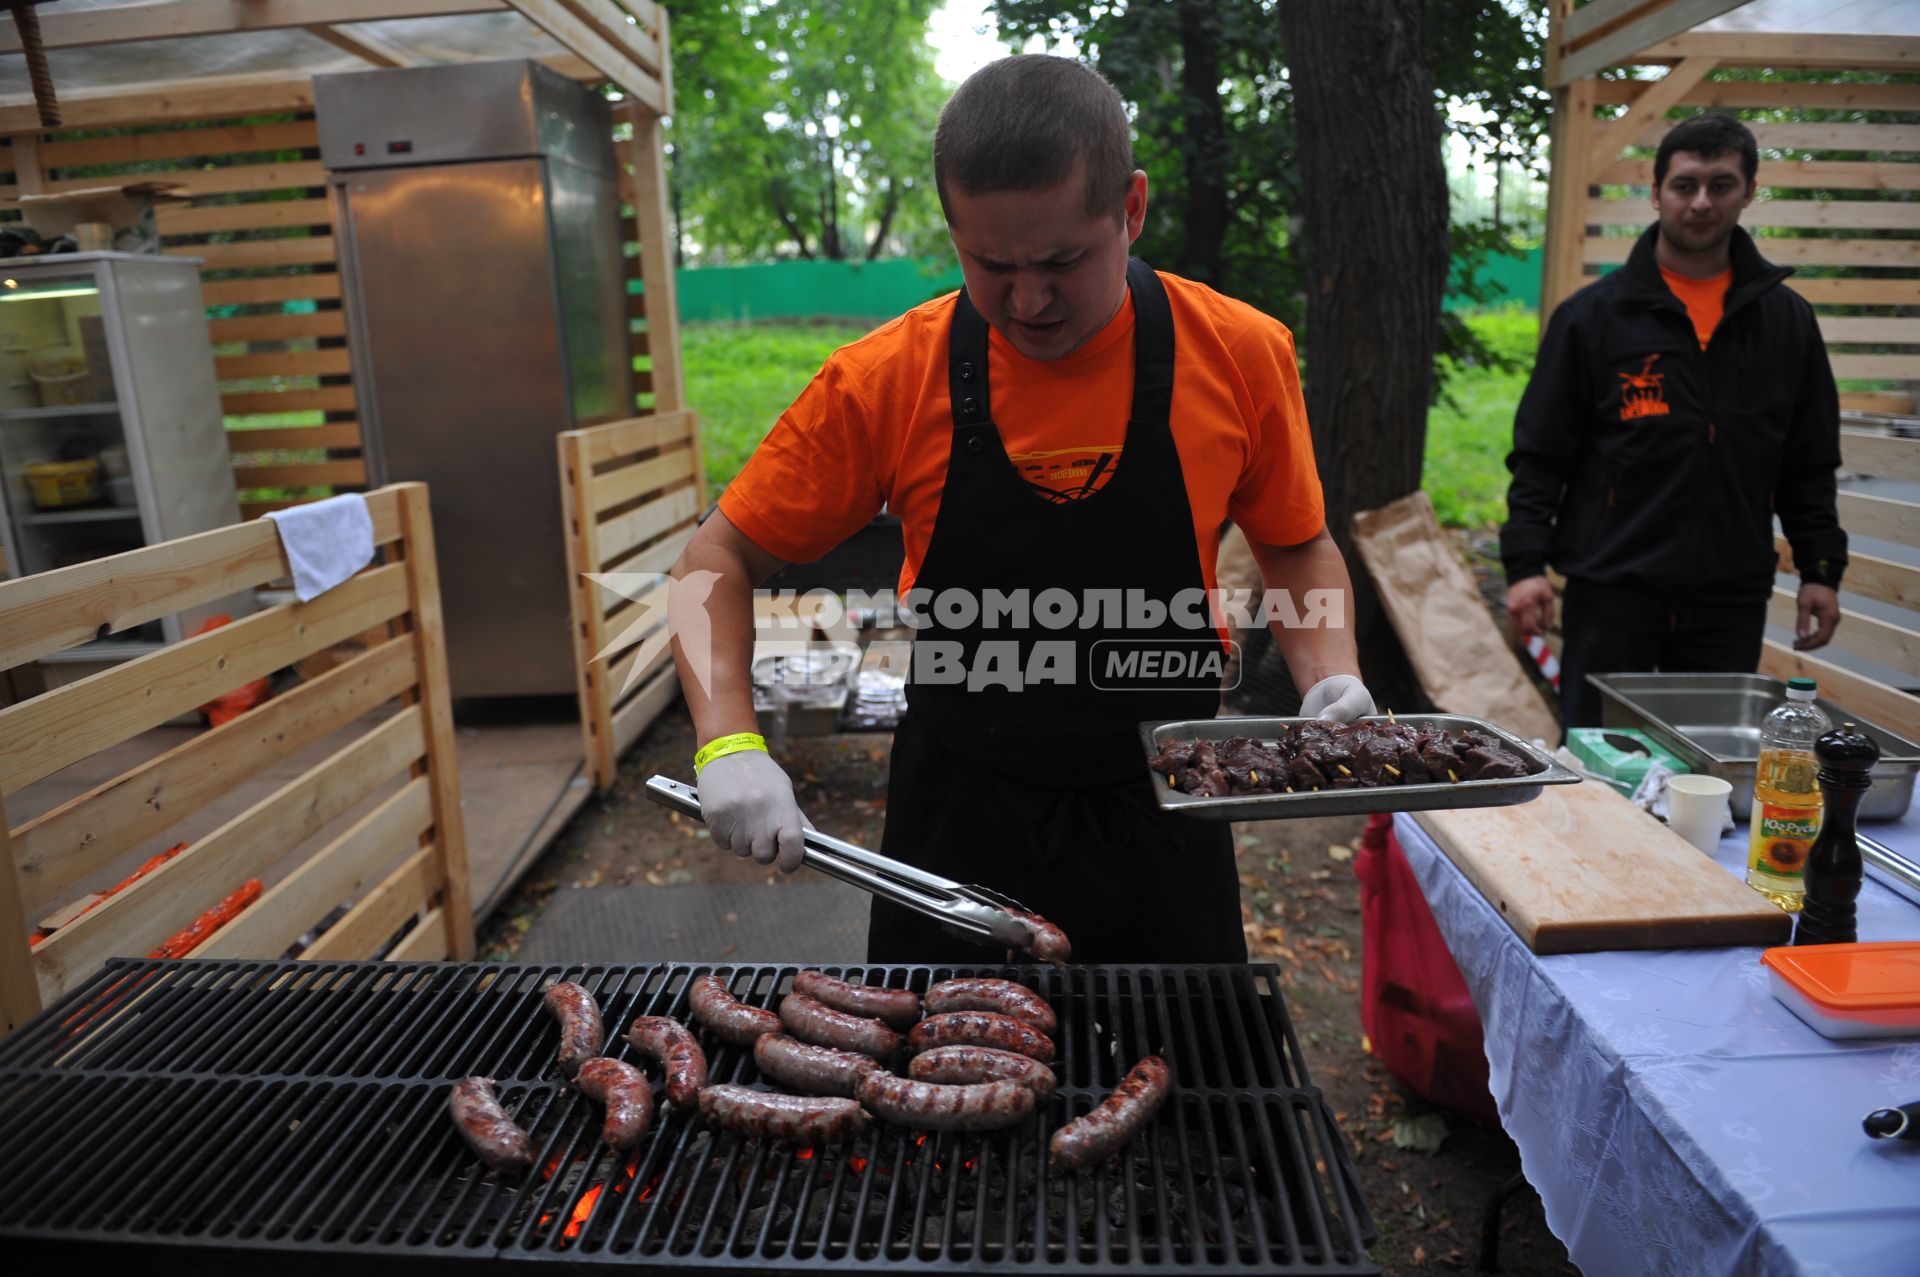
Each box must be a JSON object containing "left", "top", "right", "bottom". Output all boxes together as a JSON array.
[{"left": 1392, "top": 806, "right": 1920, "bottom": 1277}]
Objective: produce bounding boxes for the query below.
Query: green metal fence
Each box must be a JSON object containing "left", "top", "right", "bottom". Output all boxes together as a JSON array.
[{"left": 672, "top": 248, "right": 1542, "bottom": 323}]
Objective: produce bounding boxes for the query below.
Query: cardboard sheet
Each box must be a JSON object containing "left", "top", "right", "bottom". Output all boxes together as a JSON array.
[{"left": 1352, "top": 491, "right": 1559, "bottom": 743}]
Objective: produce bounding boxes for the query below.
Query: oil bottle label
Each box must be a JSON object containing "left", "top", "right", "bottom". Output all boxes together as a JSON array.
[{"left": 1749, "top": 803, "right": 1818, "bottom": 881}]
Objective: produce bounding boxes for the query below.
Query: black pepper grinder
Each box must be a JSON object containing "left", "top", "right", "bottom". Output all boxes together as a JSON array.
[{"left": 1793, "top": 722, "right": 1878, "bottom": 947}]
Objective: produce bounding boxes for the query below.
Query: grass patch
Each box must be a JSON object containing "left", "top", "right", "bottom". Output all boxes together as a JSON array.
[
  {"left": 685, "top": 321, "right": 877, "bottom": 503},
  {"left": 685, "top": 311, "right": 1537, "bottom": 531},
  {"left": 1424, "top": 308, "right": 1536, "bottom": 530}
]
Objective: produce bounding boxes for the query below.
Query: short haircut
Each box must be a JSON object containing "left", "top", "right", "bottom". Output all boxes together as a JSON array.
[
  {"left": 1654, "top": 113, "right": 1758, "bottom": 190},
  {"left": 933, "top": 55, "right": 1135, "bottom": 224}
]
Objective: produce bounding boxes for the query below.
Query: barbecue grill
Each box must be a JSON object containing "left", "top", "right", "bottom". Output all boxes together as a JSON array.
[{"left": 0, "top": 959, "right": 1377, "bottom": 1275}]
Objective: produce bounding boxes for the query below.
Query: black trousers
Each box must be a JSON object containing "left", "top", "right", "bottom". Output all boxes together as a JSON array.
[{"left": 1558, "top": 578, "right": 1767, "bottom": 729}]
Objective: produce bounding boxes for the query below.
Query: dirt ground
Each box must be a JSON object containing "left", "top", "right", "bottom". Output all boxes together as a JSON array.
[{"left": 478, "top": 697, "right": 1580, "bottom": 1276}]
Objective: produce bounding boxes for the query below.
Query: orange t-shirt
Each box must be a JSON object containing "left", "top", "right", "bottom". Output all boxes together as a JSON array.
[
  {"left": 718, "top": 272, "right": 1325, "bottom": 597},
  {"left": 1659, "top": 265, "right": 1731, "bottom": 350}
]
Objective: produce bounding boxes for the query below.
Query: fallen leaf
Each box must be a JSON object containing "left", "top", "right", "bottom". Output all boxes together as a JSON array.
[
  {"left": 1390, "top": 1112, "right": 1450, "bottom": 1154},
  {"left": 1327, "top": 843, "right": 1353, "bottom": 862},
  {"left": 664, "top": 931, "right": 680, "bottom": 941},
  {"left": 1413, "top": 1244, "right": 1427, "bottom": 1265}
]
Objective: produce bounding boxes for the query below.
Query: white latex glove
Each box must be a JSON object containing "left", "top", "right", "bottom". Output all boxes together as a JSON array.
[
  {"left": 1299, "top": 674, "right": 1376, "bottom": 723},
  {"left": 697, "top": 749, "right": 809, "bottom": 873}
]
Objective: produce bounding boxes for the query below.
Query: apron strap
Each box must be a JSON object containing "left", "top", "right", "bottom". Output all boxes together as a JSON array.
[
  {"left": 947, "top": 287, "right": 993, "bottom": 429},
  {"left": 1126, "top": 258, "right": 1175, "bottom": 425}
]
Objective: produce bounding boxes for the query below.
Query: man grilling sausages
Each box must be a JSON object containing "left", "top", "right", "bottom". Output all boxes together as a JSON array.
[{"left": 667, "top": 55, "right": 1371, "bottom": 964}]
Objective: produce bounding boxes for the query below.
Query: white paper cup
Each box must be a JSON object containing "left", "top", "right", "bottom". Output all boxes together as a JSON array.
[{"left": 1668, "top": 774, "right": 1733, "bottom": 854}]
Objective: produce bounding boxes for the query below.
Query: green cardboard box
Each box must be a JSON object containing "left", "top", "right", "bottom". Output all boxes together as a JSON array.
[{"left": 1566, "top": 727, "right": 1688, "bottom": 796}]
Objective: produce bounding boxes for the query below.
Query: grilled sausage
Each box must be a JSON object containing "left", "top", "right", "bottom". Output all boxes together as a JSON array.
[
  {"left": 857, "top": 1073, "right": 1036, "bottom": 1133},
  {"left": 1008, "top": 909, "right": 1072, "bottom": 964},
  {"left": 793, "top": 970, "right": 922, "bottom": 1030},
  {"left": 688, "top": 974, "right": 782, "bottom": 1046},
  {"left": 574, "top": 1057, "right": 654, "bottom": 1150},
  {"left": 448, "top": 1077, "right": 534, "bottom": 1174},
  {"left": 625, "top": 1015, "right": 709, "bottom": 1106},
  {"left": 779, "top": 992, "right": 902, "bottom": 1060},
  {"left": 542, "top": 981, "right": 604, "bottom": 1078},
  {"left": 753, "top": 1032, "right": 880, "bottom": 1098},
  {"left": 908, "top": 1044, "right": 1058, "bottom": 1103},
  {"left": 924, "top": 977, "right": 1057, "bottom": 1035},
  {"left": 698, "top": 1084, "right": 870, "bottom": 1144},
  {"left": 1048, "top": 1055, "right": 1172, "bottom": 1171},
  {"left": 908, "top": 1011, "right": 1054, "bottom": 1063}
]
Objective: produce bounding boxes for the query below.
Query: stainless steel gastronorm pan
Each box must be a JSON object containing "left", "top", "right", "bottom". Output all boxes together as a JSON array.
[
  {"left": 1590, "top": 672, "right": 1920, "bottom": 822},
  {"left": 1139, "top": 713, "right": 1580, "bottom": 822}
]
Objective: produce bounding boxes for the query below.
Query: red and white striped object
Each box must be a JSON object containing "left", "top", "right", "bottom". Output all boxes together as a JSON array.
[{"left": 1525, "top": 635, "right": 1561, "bottom": 689}]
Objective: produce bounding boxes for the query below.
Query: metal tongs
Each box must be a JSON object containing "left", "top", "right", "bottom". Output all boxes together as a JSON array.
[{"left": 644, "top": 775, "right": 1037, "bottom": 952}]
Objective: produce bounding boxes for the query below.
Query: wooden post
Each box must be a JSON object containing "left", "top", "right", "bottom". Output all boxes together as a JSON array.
[
  {"left": 560, "top": 431, "right": 619, "bottom": 790},
  {"left": 393, "top": 483, "right": 475, "bottom": 960},
  {"left": 10, "top": 131, "right": 44, "bottom": 195},
  {"left": 0, "top": 803, "right": 42, "bottom": 1037},
  {"left": 624, "top": 109, "right": 686, "bottom": 415},
  {"left": 1542, "top": 76, "right": 1597, "bottom": 323}
]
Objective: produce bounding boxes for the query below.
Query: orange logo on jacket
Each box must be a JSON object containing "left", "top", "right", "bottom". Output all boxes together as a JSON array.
[{"left": 1618, "top": 353, "right": 1670, "bottom": 420}]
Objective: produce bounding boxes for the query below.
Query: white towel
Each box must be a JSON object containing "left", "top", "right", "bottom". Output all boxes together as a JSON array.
[{"left": 265, "top": 494, "right": 375, "bottom": 601}]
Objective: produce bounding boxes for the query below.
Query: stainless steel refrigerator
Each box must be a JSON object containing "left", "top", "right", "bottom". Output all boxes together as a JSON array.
[{"left": 316, "top": 60, "right": 633, "bottom": 700}]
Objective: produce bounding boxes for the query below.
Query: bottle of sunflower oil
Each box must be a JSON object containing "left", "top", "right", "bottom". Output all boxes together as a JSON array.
[{"left": 1746, "top": 677, "right": 1830, "bottom": 911}]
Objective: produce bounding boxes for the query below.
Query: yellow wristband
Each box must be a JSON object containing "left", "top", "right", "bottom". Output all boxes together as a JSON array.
[{"left": 694, "top": 732, "right": 768, "bottom": 776}]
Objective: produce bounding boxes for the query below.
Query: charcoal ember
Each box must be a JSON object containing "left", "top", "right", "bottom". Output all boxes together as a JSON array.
[
  {"left": 1286, "top": 755, "right": 1328, "bottom": 792},
  {"left": 1460, "top": 743, "right": 1529, "bottom": 779}
]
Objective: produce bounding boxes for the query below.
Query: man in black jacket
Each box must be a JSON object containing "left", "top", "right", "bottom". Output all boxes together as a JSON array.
[{"left": 1501, "top": 114, "right": 1846, "bottom": 729}]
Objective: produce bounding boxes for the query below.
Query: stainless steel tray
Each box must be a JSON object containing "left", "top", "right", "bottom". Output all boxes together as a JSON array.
[
  {"left": 1591, "top": 672, "right": 1920, "bottom": 823},
  {"left": 1139, "top": 713, "right": 1580, "bottom": 822}
]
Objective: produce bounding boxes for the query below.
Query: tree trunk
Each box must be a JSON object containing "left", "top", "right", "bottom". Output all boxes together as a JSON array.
[
  {"left": 771, "top": 188, "right": 814, "bottom": 258},
  {"left": 821, "top": 142, "right": 844, "bottom": 260},
  {"left": 1277, "top": 0, "right": 1449, "bottom": 712},
  {"left": 866, "top": 178, "right": 901, "bottom": 261},
  {"left": 1174, "top": 0, "right": 1226, "bottom": 286}
]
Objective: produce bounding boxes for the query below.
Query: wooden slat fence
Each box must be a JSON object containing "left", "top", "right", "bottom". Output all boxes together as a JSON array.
[
  {"left": 1542, "top": 12, "right": 1920, "bottom": 416},
  {"left": 0, "top": 483, "right": 470, "bottom": 1035},
  {"left": 559, "top": 410, "right": 703, "bottom": 789}
]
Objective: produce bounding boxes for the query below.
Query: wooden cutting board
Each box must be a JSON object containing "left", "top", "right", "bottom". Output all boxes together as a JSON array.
[{"left": 1414, "top": 779, "right": 1792, "bottom": 954}]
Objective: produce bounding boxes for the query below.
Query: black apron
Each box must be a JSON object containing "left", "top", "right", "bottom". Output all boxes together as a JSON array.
[{"left": 868, "top": 260, "right": 1245, "bottom": 965}]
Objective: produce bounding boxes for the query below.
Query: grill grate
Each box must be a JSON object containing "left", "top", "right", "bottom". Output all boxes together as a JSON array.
[{"left": 0, "top": 959, "right": 1376, "bottom": 1274}]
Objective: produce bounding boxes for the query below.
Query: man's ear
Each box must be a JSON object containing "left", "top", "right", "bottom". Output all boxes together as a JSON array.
[{"left": 1123, "top": 170, "right": 1149, "bottom": 243}]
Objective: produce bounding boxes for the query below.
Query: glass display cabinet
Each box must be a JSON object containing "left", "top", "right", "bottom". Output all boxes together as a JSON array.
[{"left": 0, "top": 252, "right": 246, "bottom": 661}]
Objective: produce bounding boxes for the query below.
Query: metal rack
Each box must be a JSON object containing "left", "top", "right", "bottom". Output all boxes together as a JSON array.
[{"left": 0, "top": 959, "right": 1377, "bottom": 1275}]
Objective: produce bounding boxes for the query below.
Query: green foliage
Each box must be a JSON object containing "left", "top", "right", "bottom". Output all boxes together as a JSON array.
[
  {"left": 685, "top": 311, "right": 1531, "bottom": 530},
  {"left": 987, "top": 1, "right": 1546, "bottom": 386},
  {"left": 1424, "top": 308, "right": 1535, "bottom": 529},
  {"left": 667, "top": 0, "right": 950, "bottom": 263},
  {"left": 683, "top": 320, "right": 877, "bottom": 501}
]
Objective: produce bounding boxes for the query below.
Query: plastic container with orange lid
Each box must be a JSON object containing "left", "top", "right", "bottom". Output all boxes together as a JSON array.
[{"left": 1761, "top": 941, "right": 1920, "bottom": 1039}]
